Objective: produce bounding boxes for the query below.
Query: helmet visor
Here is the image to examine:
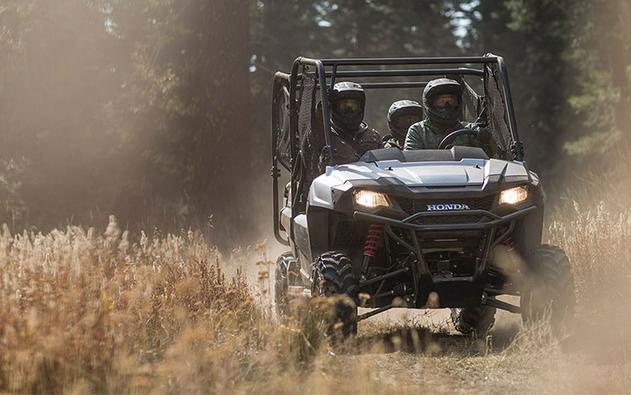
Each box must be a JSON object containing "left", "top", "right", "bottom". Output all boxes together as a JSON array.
[
  {"left": 433, "top": 94, "right": 459, "bottom": 109},
  {"left": 393, "top": 114, "right": 422, "bottom": 131},
  {"left": 333, "top": 99, "right": 362, "bottom": 115}
]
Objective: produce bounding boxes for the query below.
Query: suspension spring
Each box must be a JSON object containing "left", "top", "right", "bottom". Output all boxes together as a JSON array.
[
  {"left": 363, "top": 224, "right": 384, "bottom": 257},
  {"left": 501, "top": 235, "right": 515, "bottom": 250}
]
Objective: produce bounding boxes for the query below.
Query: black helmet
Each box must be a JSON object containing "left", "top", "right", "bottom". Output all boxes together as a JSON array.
[
  {"left": 422, "top": 78, "right": 463, "bottom": 127},
  {"left": 330, "top": 81, "right": 365, "bottom": 133},
  {"left": 387, "top": 100, "right": 423, "bottom": 140}
]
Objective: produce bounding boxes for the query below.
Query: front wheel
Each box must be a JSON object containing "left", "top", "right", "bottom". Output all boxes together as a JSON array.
[
  {"left": 521, "top": 244, "right": 576, "bottom": 334},
  {"left": 313, "top": 251, "right": 359, "bottom": 338}
]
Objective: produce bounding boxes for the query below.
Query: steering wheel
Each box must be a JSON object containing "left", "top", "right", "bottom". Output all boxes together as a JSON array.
[{"left": 438, "top": 128, "right": 478, "bottom": 150}]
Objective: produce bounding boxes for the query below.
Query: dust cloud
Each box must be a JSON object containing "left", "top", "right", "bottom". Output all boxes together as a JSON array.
[{"left": 0, "top": 1, "right": 630, "bottom": 393}]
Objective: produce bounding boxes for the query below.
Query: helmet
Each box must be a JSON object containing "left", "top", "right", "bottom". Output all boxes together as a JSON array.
[
  {"left": 387, "top": 100, "right": 423, "bottom": 140},
  {"left": 422, "top": 78, "right": 463, "bottom": 127},
  {"left": 330, "top": 81, "right": 365, "bottom": 133}
]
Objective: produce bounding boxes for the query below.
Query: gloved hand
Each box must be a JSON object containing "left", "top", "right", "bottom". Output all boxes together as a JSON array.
[
  {"left": 319, "top": 145, "right": 333, "bottom": 172},
  {"left": 476, "top": 127, "right": 493, "bottom": 144}
]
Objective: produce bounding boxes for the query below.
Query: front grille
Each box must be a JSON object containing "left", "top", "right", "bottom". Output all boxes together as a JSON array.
[
  {"left": 413, "top": 214, "right": 484, "bottom": 225},
  {"left": 396, "top": 195, "right": 496, "bottom": 224}
]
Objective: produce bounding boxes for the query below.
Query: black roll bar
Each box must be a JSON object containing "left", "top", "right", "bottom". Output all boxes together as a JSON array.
[
  {"left": 290, "top": 54, "right": 521, "bottom": 163},
  {"left": 291, "top": 57, "right": 334, "bottom": 166},
  {"left": 496, "top": 56, "right": 523, "bottom": 161},
  {"left": 286, "top": 57, "right": 336, "bottom": 249},
  {"left": 321, "top": 56, "right": 498, "bottom": 66},
  {"left": 321, "top": 68, "right": 484, "bottom": 78},
  {"left": 360, "top": 82, "right": 429, "bottom": 89},
  {"left": 271, "top": 72, "right": 290, "bottom": 246}
]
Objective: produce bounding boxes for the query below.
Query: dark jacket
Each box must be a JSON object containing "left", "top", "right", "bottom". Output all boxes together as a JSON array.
[
  {"left": 302, "top": 116, "right": 380, "bottom": 186},
  {"left": 321, "top": 123, "right": 382, "bottom": 169},
  {"left": 404, "top": 119, "right": 496, "bottom": 157}
]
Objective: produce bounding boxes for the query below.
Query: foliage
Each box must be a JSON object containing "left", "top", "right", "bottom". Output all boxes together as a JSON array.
[
  {"left": 0, "top": 0, "right": 251, "bottom": 240},
  {"left": 562, "top": 0, "right": 631, "bottom": 156},
  {"left": 0, "top": 0, "right": 629, "bottom": 238},
  {"left": 492, "top": 0, "right": 631, "bottom": 160},
  {"left": 456, "top": 0, "right": 573, "bottom": 175},
  {"left": 250, "top": 0, "right": 462, "bottom": 134}
]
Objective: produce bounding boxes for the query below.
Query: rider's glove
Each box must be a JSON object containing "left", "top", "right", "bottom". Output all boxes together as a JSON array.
[
  {"left": 476, "top": 128, "right": 493, "bottom": 144},
  {"left": 319, "top": 145, "right": 332, "bottom": 171}
]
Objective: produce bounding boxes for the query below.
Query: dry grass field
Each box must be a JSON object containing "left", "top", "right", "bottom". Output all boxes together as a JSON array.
[{"left": 1, "top": 199, "right": 631, "bottom": 393}]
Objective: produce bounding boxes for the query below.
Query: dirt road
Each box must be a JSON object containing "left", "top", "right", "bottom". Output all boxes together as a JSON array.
[
  {"left": 302, "top": 307, "right": 631, "bottom": 394},
  {"left": 236, "top": 250, "right": 631, "bottom": 394}
]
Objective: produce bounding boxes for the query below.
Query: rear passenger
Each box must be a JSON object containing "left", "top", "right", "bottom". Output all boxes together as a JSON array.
[{"left": 382, "top": 100, "right": 423, "bottom": 149}]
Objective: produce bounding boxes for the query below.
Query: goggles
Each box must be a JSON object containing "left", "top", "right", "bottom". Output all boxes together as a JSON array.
[
  {"left": 433, "top": 94, "right": 459, "bottom": 109},
  {"left": 334, "top": 99, "right": 362, "bottom": 115}
]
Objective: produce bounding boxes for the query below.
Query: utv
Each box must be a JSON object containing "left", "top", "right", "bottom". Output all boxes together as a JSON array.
[{"left": 271, "top": 55, "right": 575, "bottom": 337}]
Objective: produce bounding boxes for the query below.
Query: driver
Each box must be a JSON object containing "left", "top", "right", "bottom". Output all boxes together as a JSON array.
[
  {"left": 320, "top": 81, "right": 381, "bottom": 166},
  {"left": 382, "top": 100, "right": 423, "bottom": 149},
  {"left": 404, "top": 78, "right": 495, "bottom": 156}
]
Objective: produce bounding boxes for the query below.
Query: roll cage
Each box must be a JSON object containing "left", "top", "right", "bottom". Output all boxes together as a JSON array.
[{"left": 271, "top": 55, "right": 524, "bottom": 245}]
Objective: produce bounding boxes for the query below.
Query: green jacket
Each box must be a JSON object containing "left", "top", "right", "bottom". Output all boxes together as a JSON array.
[{"left": 404, "top": 120, "right": 496, "bottom": 157}]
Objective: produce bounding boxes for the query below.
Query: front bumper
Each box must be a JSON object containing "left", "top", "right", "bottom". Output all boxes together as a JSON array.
[
  {"left": 352, "top": 204, "right": 537, "bottom": 308},
  {"left": 353, "top": 205, "right": 537, "bottom": 231}
]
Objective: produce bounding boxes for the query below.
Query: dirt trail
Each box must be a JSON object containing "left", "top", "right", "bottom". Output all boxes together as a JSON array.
[
  {"left": 321, "top": 308, "right": 631, "bottom": 394},
  {"left": 231, "top": 246, "right": 631, "bottom": 394}
]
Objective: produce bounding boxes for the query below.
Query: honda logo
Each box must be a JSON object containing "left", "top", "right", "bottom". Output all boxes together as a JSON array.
[{"left": 426, "top": 203, "right": 471, "bottom": 211}]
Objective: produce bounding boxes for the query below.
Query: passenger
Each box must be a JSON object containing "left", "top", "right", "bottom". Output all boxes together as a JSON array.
[
  {"left": 320, "top": 81, "right": 381, "bottom": 165},
  {"left": 302, "top": 81, "right": 381, "bottom": 185},
  {"left": 382, "top": 100, "right": 423, "bottom": 149},
  {"left": 404, "top": 78, "right": 495, "bottom": 156}
]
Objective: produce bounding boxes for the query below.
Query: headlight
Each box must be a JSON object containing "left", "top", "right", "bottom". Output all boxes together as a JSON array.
[
  {"left": 353, "top": 190, "right": 390, "bottom": 209},
  {"left": 499, "top": 186, "right": 528, "bottom": 205}
]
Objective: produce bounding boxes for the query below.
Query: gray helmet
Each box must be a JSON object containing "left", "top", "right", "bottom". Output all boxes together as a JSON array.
[
  {"left": 330, "top": 81, "right": 365, "bottom": 133},
  {"left": 422, "top": 78, "right": 463, "bottom": 127},
  {"left": 387, "top": 100, "right": 423, "bottom": 140}
]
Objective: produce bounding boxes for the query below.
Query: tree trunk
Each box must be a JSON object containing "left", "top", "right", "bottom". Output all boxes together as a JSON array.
[{"left": 193, "top": 0, "right": 251, "bottom": 237}]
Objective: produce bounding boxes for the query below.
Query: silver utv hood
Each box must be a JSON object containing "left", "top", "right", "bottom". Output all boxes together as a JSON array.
[{"left": 308, "top": 159, "right": 531, "bottom": 210}]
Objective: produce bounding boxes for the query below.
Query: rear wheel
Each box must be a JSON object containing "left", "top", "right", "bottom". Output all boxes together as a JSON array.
[
  {"left": 451, "top": 306, "right": 496, "bottom": 337},
  {"left": 274, "top": 252, "right": 298, "bottom": 318},
  {"left": 313, "top": 251, "right": 359, "bottom": 338},
  {"left": 521, "top": 244, "right": 576, "bottom": 334}
]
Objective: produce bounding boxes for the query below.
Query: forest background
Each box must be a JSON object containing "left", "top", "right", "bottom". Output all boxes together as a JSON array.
[{"left": 0, "top": 0, "right": 629, "bottom": 246}]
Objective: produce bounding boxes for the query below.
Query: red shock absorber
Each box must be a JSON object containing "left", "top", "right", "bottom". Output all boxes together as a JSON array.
[
  {"left": 501, "top": 233, "right": 515, "bottom": 251},
  {"left": 363, "top": 224, "right": 384, "bottom": 257}
]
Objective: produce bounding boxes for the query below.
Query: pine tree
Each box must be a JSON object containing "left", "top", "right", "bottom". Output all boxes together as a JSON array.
[{"left": 458, "top": 0, "right": 571, "bottom": 175}]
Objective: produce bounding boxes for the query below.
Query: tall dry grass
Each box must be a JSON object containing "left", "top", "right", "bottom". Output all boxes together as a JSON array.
[
  {"left": 1, "top": 197, "right": 631, "bottom": 393},
  {"left": 550, "top": 202, "right": 631, "bottom": 311},
  {"left": 0, "top": 216, "right": 398, "bottom": 394},
  {"left": 0, "top": 216, "right": 306, "bottom": 393},
  {"left": 548, "top": 201, "right": 631, "bottom": 364}
]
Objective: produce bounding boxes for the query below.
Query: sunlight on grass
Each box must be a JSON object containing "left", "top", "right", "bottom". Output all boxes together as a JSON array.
[{"left": 1, "top": 202, "right": 630, "bottom": 393}]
